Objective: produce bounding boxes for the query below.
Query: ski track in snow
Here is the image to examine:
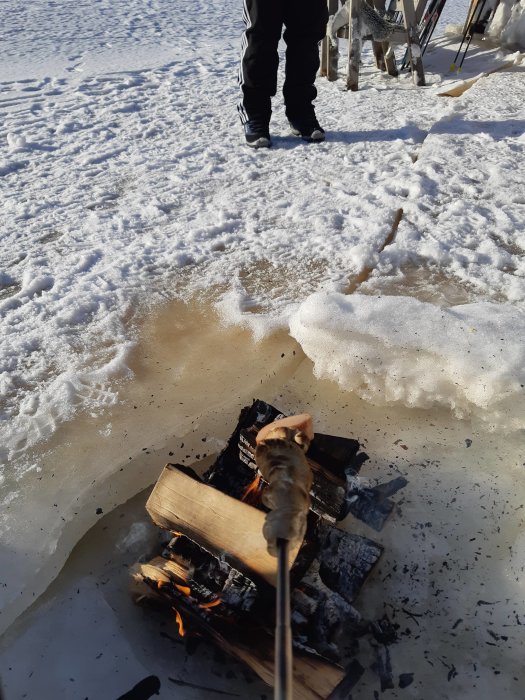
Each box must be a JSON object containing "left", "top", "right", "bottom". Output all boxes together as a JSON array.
[{"left": 1, "top": 0, "right": 524, "bottom": 469}]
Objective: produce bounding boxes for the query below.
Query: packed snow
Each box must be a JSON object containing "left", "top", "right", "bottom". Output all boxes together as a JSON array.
[
  {"left": 487, "top": 0, "right": 525, "bottom": 49},
  {"left": 289, "top": 293, "right": 525, "bottom": 429},
  {"left": 2, "top": 0, "right": 524, "bottom": 472},
  {"left": 1, "top": 0, "right": 525, "bottom": 698}
]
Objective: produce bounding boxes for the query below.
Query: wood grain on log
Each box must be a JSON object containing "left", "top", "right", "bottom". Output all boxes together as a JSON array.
[{"left": 146, "top": 464, "right": 301, "bottom": 587}]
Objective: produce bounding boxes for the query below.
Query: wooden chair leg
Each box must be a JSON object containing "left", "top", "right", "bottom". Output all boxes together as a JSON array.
[
  {"left": 320, "top": 34, "right": 329, "bottom": 77},
  {"left": 346, "top": 0, "right": 363, "bottom": 91},
  {"left": 327, "top": 0, "right": 339, "bottom": 81},
  {"left": 371, "top": 0, "right": 398, "bottom": 76},
  {"left": 372, "top": 40, "right": 387, "bottom": 71},
  {"left": 400, "top": 0, "right": 425, "bottom": 85},
  {"left": 383, "top": 43, "right": 399, "bottom": 76}
]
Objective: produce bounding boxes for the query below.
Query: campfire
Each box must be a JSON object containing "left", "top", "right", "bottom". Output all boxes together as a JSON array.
[{"left": 132, "top": 400, "right": 406, "bottom": 699}]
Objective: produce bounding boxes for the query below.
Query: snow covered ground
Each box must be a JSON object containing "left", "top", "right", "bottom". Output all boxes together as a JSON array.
[{"left": 1, "top": 0, "right": 524, "bottom": 698}]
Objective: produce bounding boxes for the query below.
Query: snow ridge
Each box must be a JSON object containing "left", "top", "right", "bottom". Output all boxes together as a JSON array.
[{"left": 289, "top": 293, "right": 525, "bottom": 430}]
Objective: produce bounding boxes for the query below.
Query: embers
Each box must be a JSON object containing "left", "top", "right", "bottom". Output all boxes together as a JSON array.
[
  {"left": 136, "top": 533, "right": 261, "bottom": 642},
  {"left": 133, "top": 400, "right": 405, "bottom": 699},
  {"left": 166, "top": 534, "right": 260, "bottom": 615}
]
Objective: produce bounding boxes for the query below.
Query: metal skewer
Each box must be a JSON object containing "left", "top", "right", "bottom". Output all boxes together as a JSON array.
[
  {"left": 275, "top": 538, "right": 292, "bottom": 700},
  {"left": 254, "top": 414, "right": 314, "bottom": 700}
]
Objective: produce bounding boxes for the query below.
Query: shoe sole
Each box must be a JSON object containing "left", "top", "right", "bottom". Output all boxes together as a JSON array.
[
  {"left": 290, "top": 127, "right": 325, "bottom": 143},
  {"left": 245, "top": 136, "right": 271, "bottom": 148}
]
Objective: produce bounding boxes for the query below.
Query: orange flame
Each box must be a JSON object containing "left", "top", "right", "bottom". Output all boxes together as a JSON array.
[
  {"left": 199, "top": 598, "right": 222, "bottom": 609},
  {"left": 175, "top": 584, "right": 191, "bottom": 597},
  {"left": 242, "top": 473, "right": 262, "bottom": 504},
  {"left": 172, "top": 607, "right": 186, "bottom": 637},
  {"left": 157, "top": 579, "right": 165, "bottom": 589}
]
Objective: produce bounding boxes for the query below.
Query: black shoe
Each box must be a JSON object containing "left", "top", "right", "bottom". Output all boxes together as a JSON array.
[
  {"left": 244, "top": 119, "right": 271, "bottom": 148},
  {"left": 289, "top": 117, "right": 325, "bottom": 143}
]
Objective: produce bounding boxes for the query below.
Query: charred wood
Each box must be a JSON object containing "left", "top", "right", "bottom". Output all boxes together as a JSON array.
[
  {"left": 134, "top": 559, "right": 344, "bottom": 700},
  {"left": 164, "top": 534, "right": 264, "bottom": 614},
  {"left": 204, "top": 400, "right": 368, "bottom": 522},
  {"left": 372, "top": 643, "right": 395, "bottom": 692},
  {"left": 317, "top": 525, "right": 383, "bottom": 604},
  {"left": 369, "top": 616, "right": 399, "bottom": 692},
  {"left": 327, "top": 660, "right": 365, "bottom": 700},
  {"left": 116, "top": 675, "right": 161, "bottom": 700},
  {"left": 292, "top": 563, "right": 364, "bottom": 666},
  {"left": 343, "top": 471, "right": 408, "bottom": 531}
]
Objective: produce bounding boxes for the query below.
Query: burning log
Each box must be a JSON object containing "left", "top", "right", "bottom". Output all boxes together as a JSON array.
[
  {"left": 141, "top": 462, "right": 384, "bottom": 695},
  {"left": 204, "top": 401, "right": 354, "bottom": 522},
  {"left": 203, "top": 399, "right": 401, "bottom": 530},
  {"left": 133, "top": 557, "right": 345, "bottom": 700},
  {"left": 134, "top": 401, "right": 405, "bottom": 698},
  {"left": 146, "top": 465, "right": 301, "bottom": 587},
  {"left": 204, "top": 401, "right": 357, "bottom": 522},
  {"left": 165, "top": 533, "right": 261, "bottom": 614}
]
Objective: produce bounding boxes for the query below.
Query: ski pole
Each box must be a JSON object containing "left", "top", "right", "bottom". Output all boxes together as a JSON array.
[
  {"left": 451, "top": 0, "right": 487, "bottom": 71},
  {"left": 458, "top": 0, "right": 487, "bottom": 69},
  {"left": 420, "top": 0, "right": 447, "bottom": 54}
]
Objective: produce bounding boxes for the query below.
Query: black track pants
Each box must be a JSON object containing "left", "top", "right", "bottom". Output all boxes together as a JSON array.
[{"left": 238, "top": 0, "right": 329, "bottom": 124}]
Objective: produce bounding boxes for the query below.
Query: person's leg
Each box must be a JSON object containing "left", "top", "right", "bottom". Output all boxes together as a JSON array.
[
  {"left": 238, "top": 0, "right": 284, "bottom": 125},
  {"left": 282, "top": 0, "right": 328, "bottom": 123}
]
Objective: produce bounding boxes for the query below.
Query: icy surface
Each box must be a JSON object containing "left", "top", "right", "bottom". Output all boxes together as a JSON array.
[{"left": 0, "top": 491, "right": 268, "bottom": 699}]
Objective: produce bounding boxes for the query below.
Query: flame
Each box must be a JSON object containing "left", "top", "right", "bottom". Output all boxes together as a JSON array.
[
  {"left": 199, "top": 598, "right": 222, "bottom": 609},
  {"left": 172, "top": 607, "right": 186, "bottom": 637},
  {"left": 175, "top": 584, "right": 191, "bottom": 597},
  {"left": 242, "top": 473, "right": 262, "bottom": 504},
  {"left": 157, "top": 579, "right": 165, "bottom": 590}
]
